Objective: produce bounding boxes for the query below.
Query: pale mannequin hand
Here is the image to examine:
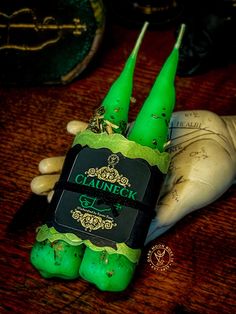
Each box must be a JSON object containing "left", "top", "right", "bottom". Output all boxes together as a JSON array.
[
  {"left": 146, "top": 110, "right": 236, "bottom": 243},
  {"left": 30, "top": 111, "right": 236, "bottom": 244}
]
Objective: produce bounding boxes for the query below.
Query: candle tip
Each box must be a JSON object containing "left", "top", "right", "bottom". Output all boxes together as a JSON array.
[
  {"left": 131, "top": 21, "right": 149, "bottom": 58},
  {"left": 174, "top": 24, "right": 186, "bottom": 50}
]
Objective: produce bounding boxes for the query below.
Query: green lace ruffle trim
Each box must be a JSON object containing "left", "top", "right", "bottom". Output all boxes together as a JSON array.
[
  {"left": 36, "top": 224, "right": 141, "bottom": 264},
  {"left": 73, "top": 130, "right": 170, "bottom": 174}
]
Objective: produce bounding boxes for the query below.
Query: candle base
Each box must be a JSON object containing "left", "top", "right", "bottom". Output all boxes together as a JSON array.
[
  {"left": 30, "top": 239, "right": 85, "bottom": 279},
  {"left": 79, "top": 247, "right": 137, "bottom": 292}
]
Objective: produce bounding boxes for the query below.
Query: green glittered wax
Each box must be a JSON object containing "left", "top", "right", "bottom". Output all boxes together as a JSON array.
[
  {"left": 74, "top": 22, "right": 150, "bottom": 292},
  {"left": 31, "top": 239, "right": 85, "bottom": 279},
  {"left": 79, "top": 248, "right": 136, "bottom": 292},
  {"left": 128, "top": 24, "right": 186, "bottom": 152},
  {"left": 101, "top": 22, "right": 149, "bottom": 134},
  {"left": 31, "top": 22, "right": 148, "bottom": 289}
]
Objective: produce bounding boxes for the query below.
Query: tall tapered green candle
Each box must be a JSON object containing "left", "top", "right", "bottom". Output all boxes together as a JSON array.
[
  {"left": 78, "top": 22, "right": 149, "bottom": 292},
  {"left": 128, "top": 24, "right": 186, "bottom": 152},
  {"left": 31, "top": 22, "right": 148, "bottom": 287},
  {"left": 90, "top": 21, "right": 149, "bottom": 135}
]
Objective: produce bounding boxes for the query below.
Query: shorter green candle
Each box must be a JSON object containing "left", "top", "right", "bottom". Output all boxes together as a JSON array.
[{"left": 100, "top": 21, "right": 149, "bottom": 134}]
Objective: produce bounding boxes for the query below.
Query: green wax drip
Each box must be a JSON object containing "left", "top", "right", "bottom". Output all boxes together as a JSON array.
[
  {"left": 128, "top": 24, "right": 186, "bottom": 152},
  {"left": 79, "top": 248, "right": 136, "bottom": 292},
  {"left": 31, "top": 239, "right": 85, "bottom": 279},
  {"left": 102, "top": 22, "right": 148, "bottom": 133}
]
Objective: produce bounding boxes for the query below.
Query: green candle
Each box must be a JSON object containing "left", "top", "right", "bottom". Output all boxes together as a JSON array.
[
  {"left": 31, "top": 239, "right": 85, "bottom": 279},
  {"left": 31, "top": 22, "right": 148, "bottom": 286},
  {"left": 78, "top": 22, "right": 149, "bottom": 292},
  {"left": 79, "top": 248, "right": 137, "bottom": 292},
  {"left": 128, "top": 24, "right": 186, "bottom": 152},
  {"left": 31, "top": 24, "right": 185, "bottom": 292},
  {"left": 79, "top": 24, "right": 186, "bottom": 292},
  {"left": 88, "top": 21, "right": 149, "bottom": 135}
]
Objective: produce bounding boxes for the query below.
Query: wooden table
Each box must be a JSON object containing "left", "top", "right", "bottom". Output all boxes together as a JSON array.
[{"left": 0, "top": 18, "right": 235, "bottom": 314}]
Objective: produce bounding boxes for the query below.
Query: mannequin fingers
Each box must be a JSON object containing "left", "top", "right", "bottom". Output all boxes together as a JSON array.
[
  {"left": 39, "top": 156, "right": 65, "bottom": 174},
  {"left": 67, "top": 120, "right": 88, "bottom": 135},
  {"left": 30, "top": 174, "right": 60, "bottom": 195}
]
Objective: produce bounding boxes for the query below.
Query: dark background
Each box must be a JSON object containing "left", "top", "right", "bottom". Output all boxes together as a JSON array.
[{"left": 0, "top": 1, "right": 235, "bottom": 313}]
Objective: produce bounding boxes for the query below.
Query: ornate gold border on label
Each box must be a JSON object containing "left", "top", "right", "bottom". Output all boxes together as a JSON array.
[
  {"left": 86, "top": 154, "right": 131, "bottom": 187},
  {"left": 71, "top": 208, "right": 117, "bottom": 232}
]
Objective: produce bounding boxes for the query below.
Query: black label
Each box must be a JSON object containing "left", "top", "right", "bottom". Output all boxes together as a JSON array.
[{"left": 49, "top": 145, "right": 163, "bottom": 248}]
